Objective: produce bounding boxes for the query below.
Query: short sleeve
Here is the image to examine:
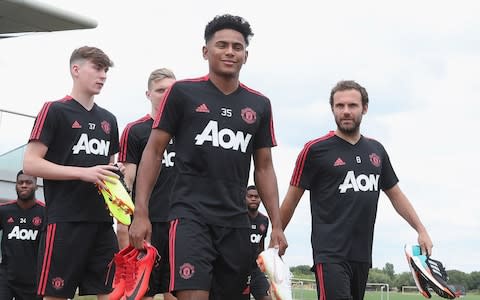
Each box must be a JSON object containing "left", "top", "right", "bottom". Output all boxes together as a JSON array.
[
  {"left": 253, "top": 97, "right": 277, "bottom": 149},
  {"left": 29, "top": 101, "right": 57, "bottom": 147}
]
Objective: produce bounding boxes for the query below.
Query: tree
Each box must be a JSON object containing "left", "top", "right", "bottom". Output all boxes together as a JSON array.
[
  {"left": 447, "top": 270, "right": 469, "bottom": 286},
  {"left": 383, "top": 263, "right": 395, "bottom": 280},
  {"left": 394, "top": 272, "right": 415, "bottom": 291},
  {"left": 468, "top": 271, "right": 480, "bottom": 290},
  {"left": 290, "top": 265, "right": 312, "bottom": 278},
  {"left": 368, "top": 268, "right": 391, "bottom": 285}
]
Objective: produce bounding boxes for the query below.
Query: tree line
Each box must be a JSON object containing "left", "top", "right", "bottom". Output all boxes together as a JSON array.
[{"left": 290, "top": 263, "right": 480, "bottom": 292}]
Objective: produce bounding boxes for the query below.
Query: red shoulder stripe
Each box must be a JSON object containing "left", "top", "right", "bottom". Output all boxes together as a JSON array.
[
  {"left": 153, "top": 76, "right": 209, "bottom": 128},
  {"left": 239, "top": 83, "right": 276, "bottom": 144},
  {"left": 30, "top": 101, "right": 52, "bottom": 140},
  {"left": 239, "top": 82, "right": 266, "bottom": 97},
  {"left": 59, "top": 95, "right": 73, "bottom": 102},
  {"left": 30, "top": 96, "right": 73, "bottom": 141},
  {"left": 153, "top": 84, "right": 174, "bottom": 128},
  {"left": 0, "top": 200, "right": 17, "bottom": 206},
  {"left": 290, "top": 132, "right": 335, "bottom": 186},
  {"left": 268, "top": 101, "right": 277, "bottom": 146},
  {"left": 119, "top": 115, "right": 151, "bottom": 162}
]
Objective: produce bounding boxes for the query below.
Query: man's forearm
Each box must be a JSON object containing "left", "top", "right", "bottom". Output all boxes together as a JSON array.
[{"left": 134, "top": 148, "right": 162, "bottom": 216}]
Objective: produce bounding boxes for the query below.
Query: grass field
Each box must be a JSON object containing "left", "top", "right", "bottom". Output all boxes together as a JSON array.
[
  {"left": 76, "top": 291, "right": 480, "bottom": 300},
  {"left": 291, "top": 290, "right": 480, "bottom": 300}
]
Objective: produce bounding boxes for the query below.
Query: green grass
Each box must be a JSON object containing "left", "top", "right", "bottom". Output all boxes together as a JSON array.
[
  {"left": 75, "top": 291, "right": 480, "bottom": 300},
  {"left": 292, "top": 289, "right": 480, "bottom": 300}
]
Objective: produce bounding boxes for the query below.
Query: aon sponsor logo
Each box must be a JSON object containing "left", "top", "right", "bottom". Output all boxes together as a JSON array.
[
  {"left": 338, "top": 170, "right": 379, "bottom": 193},
  {"left": 250, "top": 233, "right": 262, "bottom": 244},
  {"left": 8, "top": 226, "right": 39, "bottom": 240},
  {"left": 72, "top": 133, "right": 110, "bottom": 156},
  {"left": 195, "top": 120, "right": 252, "bottom": 153},
  {"left": 162, "top": 151, "right": 175, "bottom": 168}
]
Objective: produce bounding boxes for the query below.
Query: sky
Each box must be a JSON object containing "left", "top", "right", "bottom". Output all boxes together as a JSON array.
[{"left": 1, "top": 0, "right": 479, "bottom": 274}]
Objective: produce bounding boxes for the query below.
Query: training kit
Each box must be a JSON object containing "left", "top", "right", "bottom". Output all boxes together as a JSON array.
[
  {"left": 109, "top": 242, "right": 159, "bottom": 300},
  {"left": 404, "top": 244, "right": 457, "bottom": 299},
  {"left": 257, "top": 248, "right": 293, "bottom": 300},
  {"left": 98, "top": 171, "right": 135, "bottom": 225}
]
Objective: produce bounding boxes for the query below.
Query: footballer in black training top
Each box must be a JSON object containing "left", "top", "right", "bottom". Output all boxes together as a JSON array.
[
  {"left": 245, "top": 185, "right": 271, "bottom": 300},
  {"left": 290, "top": 131, "right": 398, "bottom": 265},
  {"left": 0, "top": 171, "right": 45, "bottom": 300},
  {"left": 29, "top": 96, "right": 119, "bottom": 223},
  {"left": 119, "top": 114, "right": 176, "bottom": 223},
  {"left": 154, "top": 76, "right": 276, "bottom": 228},
  {"left": 151, "top": 75, "right": 277, "bottom": 297}
]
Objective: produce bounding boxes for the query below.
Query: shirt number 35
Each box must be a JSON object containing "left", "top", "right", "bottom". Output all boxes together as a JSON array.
[{"left": 221, "top": 108, "right": 232, "bottom": 117}]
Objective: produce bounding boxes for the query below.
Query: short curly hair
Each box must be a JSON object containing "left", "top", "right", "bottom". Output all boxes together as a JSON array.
[{"left": 204, "top": 14, "right": 254, "bottom": 46}]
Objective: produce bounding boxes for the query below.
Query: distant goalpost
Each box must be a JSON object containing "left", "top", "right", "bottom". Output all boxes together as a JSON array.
[
  {"left": 402, "top": 285, "right": 420, "bottom": 294},
  {"left": 366, "top": 283, "right": 390, "bottom": 300}
]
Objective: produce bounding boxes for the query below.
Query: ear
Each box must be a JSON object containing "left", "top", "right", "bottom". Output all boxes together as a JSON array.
[
  {"left": 202, "top": 45, "right": 208, "bottom": 60},
  {"left": 362, "top": 104, "right": 368, "bottom": 115},
  {"left": 71, "top": 64, "right": 79, "bottom": 76},
  {"left": 145, "top": 90, "right": 151, "bottom": 100},
  {"left": 244, "top": 50, "right": 248, "bottom": 64}
]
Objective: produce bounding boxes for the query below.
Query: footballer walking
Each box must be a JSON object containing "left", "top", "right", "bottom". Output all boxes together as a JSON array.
[
  {"left": 24, "top": 46, "right": 120, "bottom": 300},
  {"left": 129, "top": 14, "right": 288, "bottom": 300}
]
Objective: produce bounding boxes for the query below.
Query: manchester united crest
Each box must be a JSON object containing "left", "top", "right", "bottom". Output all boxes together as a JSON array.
[
  {"left": 369, "top": 153, "right": 381, "bottom": 167},
  {"left": 179, "top": 263, "right": 195, "bottom": 280},
  {"left": 241, "top": 107, "right": 256, "bottom": 124},
  {"left": 101, "top": 121, "right": 111, "bottom": 134},
  {"left": 32, "top": 216, "right": 42, "bottom": 226},
  {"left": 51, "top": 277, "right": 64, "bottom": 290},
  {"left": 259, "top": 223, "right": 266, "bottom": 233}
]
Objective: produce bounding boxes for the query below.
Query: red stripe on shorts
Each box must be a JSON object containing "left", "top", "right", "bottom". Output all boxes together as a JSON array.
[
  {"left": 315, "top": 263, "right": 327, "bottom": 300},
  {"left": 168, "top": 219, "right": 179, "bottom": 292},
  {"left": 38, "top": 223, "right": 56, "bottom": 295}
]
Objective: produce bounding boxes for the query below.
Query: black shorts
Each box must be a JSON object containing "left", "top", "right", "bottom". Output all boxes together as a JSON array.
[
  {"left": 0, "top": 267, "right": 41, "bottom": 300},
  {"left": 145, "top": 221, "right": 170, "bottom": 297},
  {"left": 241, "top": 264, "right": 270, "bottom": 300},
  {"left": 169, "top": 218, "right": 251, "bottom": 299},
  {"left": 36, "top": 222, "right": 118, "bottom": 298},
  {"left": 313, "top": 261, "right": 370, "bottom": 300},
  {"left": 250, "top": 265, "right": 270, "bottom": 299}
]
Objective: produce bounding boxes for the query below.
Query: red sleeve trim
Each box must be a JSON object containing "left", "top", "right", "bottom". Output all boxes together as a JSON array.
[
  {"left": 239, "top": 82, "right": 266, "bottom": 97},
  {"left": 239, "top": 83, "right": 276, "bottom": 145},
  {"left": 268, "top": 100, "right": 277, "bottom": 146},
  {"left": 119, "top": 115, "right": 151, "bottom": 162},
  {"left": 30, "top": 102, "right": 52, "bottom": 141},
  {"left": 153, "top": 84, "right": 174, "bottom": 128},
  {"left": 153, "top": 76, "right": 209, "bottom": 128},
  {"left": 290, "top": 131, "right": 335, "bottom": 187},
  {"left": 30, "top": 96, "right": 73, "bottom": 141},
  {"left": 35, "top": 199, "right": 46, "bottom": 207}
]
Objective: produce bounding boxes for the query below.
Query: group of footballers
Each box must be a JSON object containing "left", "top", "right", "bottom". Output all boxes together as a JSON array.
[{"left": 0, "top": 13, "right": 434, "bottom": 300}]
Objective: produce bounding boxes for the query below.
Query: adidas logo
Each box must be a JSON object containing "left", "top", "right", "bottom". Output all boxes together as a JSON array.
[
  {"left": 72, "top": 121, "right": 82, "bottom": 128},
  {"left": 7, "top": 217, "right": 14, "bottom": 223},
  {"left": 333, "top": 157, "right": 345, "bottom": 166},
  {"left": 195, "top": 104, "right": 210, "bottom": 113}
]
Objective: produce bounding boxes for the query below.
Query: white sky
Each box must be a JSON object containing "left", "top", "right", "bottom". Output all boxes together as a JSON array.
[{"left": 1, "top": 0, "right": 479, "bottom": 274}]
